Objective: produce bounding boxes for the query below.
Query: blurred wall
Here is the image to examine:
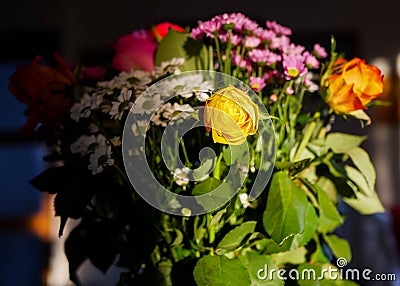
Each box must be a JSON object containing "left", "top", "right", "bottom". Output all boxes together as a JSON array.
[{"left": 1, "top": 0, "right": 400, "bottom": 62}]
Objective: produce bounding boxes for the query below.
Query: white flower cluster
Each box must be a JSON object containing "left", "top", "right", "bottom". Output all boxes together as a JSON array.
[
  {"left": 68, "top": 58, "right": 219, "bottom": 176},
  {"left": 71, "top": 134, "right": 120, "bottom": 174},
  {"left": 70, "top": 58, "right": 186, "bottom": 123}
]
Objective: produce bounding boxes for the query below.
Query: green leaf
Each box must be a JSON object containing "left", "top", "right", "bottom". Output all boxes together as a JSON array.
[
  {"left": 273, "top": 247, "right": 307, "bottom": 265},
  {"left": 192, "top": 157, "right": 215, "bottom": 181},
  {"left": 326, "top": 133, "right": 367, "bottom": 153},
  {"left": 343, "top": 191, "right": 384, "bottom": 214},
  {"left": 222, "top": 143, "right": 249, "bottom": 166},
  {"left": 65, "top": 221, "right": 118, "bottom": 285},
  {"left": 210, "top": 208, "right": 227, "bottom": 233},
  {"left": 239, "top": 251, "right": 284, "bottom": 286},
  {"left": 317, "top": 187, "right": 344, "bottom": 233},
  {"left": 29, "top": 166, "right": 68, "bottom": 194},
  {"left": 274, "top": 158, "right": 312, "bottom": 176},
  {"left": 170, "top": 229, "right": 183, "bottom": 247},
  {"left": 155, "top": 30, "right": 209, "bottom": 71},
  {"left": 323, "top": 234, "right": 351, "bottom": 261},
  {"left": 291, "top": 202, "right": 318, "bottom": 248},
  {"left": 348, "top": 110, "right": 371, "bottom": 125},
  {"left": 193, "top": 255, "right": 250, "bottom": 286},
  {"left": 310, "top": 236, "right": 329, "bottom": 264},
  {"left": 217, "top": 221, "right": 257, "bottom": 250},
  {"left": 263, "top": 172, "right": 308, "bottom": 244},
  {"left": 297, "top": 262, "right": 347, "bottom": 285},
  {"left": 192, "top": 177, "right": 221, "bottom": 195},
  {"left": 344, "top": 166, "right": 370, "bottom": 195},
  {"left": 194, "top": 216, "right": 207, "bottom": 244},
  {"left": 346, "top": 147, "right": 375, "bottom": 192},
  {"left": 316, "top": 177, "right": 338, "bottom": 205}
]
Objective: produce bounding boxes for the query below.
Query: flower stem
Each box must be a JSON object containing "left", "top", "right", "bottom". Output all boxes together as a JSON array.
[
  {"left": 213, "top": 152, "right": 223, "bottom": 180},
  {"left": 293, "top": 113, "right": 320, "bottom": 161},
  {"left": 180, "top": 139, "right": 192, "bottom": 168},
  {"left": 214, "top": 36, "right": 223, "bottom": 71},
  {"left": 224, "top": 30, "right": 233, "bottom": 75}
]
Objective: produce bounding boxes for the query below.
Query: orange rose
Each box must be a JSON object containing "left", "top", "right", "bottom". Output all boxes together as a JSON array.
[
  {"left": 326, "top": 58, "right": 383, "bottom": 113},
  {"left": 8, "top": 53, "right": 74, "bottom": 143}
]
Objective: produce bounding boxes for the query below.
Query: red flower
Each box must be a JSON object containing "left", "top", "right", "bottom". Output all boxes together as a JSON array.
[
  {"left": 150, "top": 22, "right": 185, "bottom": 41},
  {"left": 112, "top": 22, "right": 184, "bottom": 72},
  {"left": 8, "top": 53, "right": 74, "bottom": 143}
]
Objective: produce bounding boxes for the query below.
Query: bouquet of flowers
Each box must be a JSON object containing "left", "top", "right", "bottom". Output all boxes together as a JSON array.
[{"left": 9, "top": 13, "right": 385, "bottom": 285}]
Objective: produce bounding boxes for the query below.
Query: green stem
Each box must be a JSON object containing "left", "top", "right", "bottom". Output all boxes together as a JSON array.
[
  {"left": 208, "top": 45, "right": 214, "bottom": 71},
  {"left": 207, "top": 214, "right": 216, "bottom": 244},
  {"left": 180, "top": 139, "right": 192, "bottom": 168},
  {"left": 293, "top": 119, "right": 317, "bottom": 162},
  {"left": 214, "top": 36, "right": 223, "bottom": 71},
  {"left": 224, "top": 30, "right": 233, "bottom": 75},
  {"left": 213, "top": 152, "right": 223, "bottom": 180}
]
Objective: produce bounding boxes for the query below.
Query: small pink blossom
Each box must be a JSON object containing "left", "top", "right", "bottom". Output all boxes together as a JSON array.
[
  {"left": 313, "top": 43, "right": 327, "bottom": 58},
  {"left": 254, "top": 28, "right": 276, "bottom": 42},
  {"left": 191, "top": 27, "right": 203, "bottom": 39},
  {"left": 250, "top": 76, "right": 266, "bottom": 92},
  {"left": 232, "top": 51, "right": 249, "bottom": 69},
  {"left": 218, "top": 32, "right": 242, "bottom": 45},
  {"left": 270, "top": 35, "right": 290, "bottom": 51},
  {"left": 249, "top": 49, "right": 281, "bottom": 65},
  {"left": 282, "top": 43, "right": 305, "bottom": 55},
  {"left": 303, "top": 75, "right": 319, "bottom": 92},
  {"left": 242, "top": 19, "right": 259, "bottom": 31},
  {"left": 269, "top": 94, "right": 278, "bottom": 102},
  {"left": 286, "top": 86, "right": 294, "bottom": 94},
  {"left": 244, "top": 36, "right": 261, "bottom": 48},
  {"left": 266, "top": 20, "right": 292, "bottom": 36},
  {"left": 304, "top": 51, "right": 320, "bottom": 69},
  {"left": 197, "top": 19, "right": 222, "bottom": 38},
  {"left": 282, "top": 54, "right": 308, "bottom": 79}
]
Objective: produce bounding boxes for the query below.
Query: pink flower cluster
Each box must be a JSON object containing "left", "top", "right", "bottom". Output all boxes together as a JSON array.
[{"left": 191, "top": 13, "right": 327, "bottom": 93}]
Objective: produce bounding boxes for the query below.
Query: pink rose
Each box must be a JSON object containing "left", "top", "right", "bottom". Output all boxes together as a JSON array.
[
  {"left": 112, "top": 30, "right": 157, "bottom": 72},
  {"left": 112, "top": 22, "right": 185, "bottom": 72}
]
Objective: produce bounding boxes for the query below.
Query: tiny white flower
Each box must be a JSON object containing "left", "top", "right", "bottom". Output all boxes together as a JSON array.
[
  {"left": 71, "top": 135, "right": 96, "bottom": 156},
  {"left": 133, "top": 93, "right": 162, "bottom": 114},
  {"left": 239, "top": 193, "right": 251, "bottom": 208},
  {"left": 181, "top": 207, "right": 192, "bottom": 216},
  {"left": 173, "top": 167, "right": 190, "bottom": 186},
  {"left": 162, "top": 103, "right": 195, "bottom": 120},
  {"left": 70, "top": 94, "right": 92, "bottom": 122},
  {"left": 168, "top": 198, "right": 182, "bottom": 209},
  {"left": 195, "top": 91, "right": 210, "bottom": 102},
  {"left": 88, "top": 145, "right": 114, "bottom": 175},
  {"left": 131, "top": 120, "right": 149, "bottom": 136},
  {"left": 109, "top": 89, "right": 134, "bottom": 120}
]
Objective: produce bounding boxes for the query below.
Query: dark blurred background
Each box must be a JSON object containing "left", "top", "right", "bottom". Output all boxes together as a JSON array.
[{"left": 1, "top": 0, "right": 400, "bottom": 285}]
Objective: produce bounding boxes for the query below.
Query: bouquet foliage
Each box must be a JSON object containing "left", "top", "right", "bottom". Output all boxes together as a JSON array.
[{"left": 9, "top": 13, "right": 386, "bottom": 286}]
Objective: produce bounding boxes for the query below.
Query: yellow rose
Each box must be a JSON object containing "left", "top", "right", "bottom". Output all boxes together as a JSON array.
[
  {"left": 204, "top": 85, "right": 259, "bottom": 145},
  {"left": 326, "top": 58, "right": 383, "bottom": 113}
]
